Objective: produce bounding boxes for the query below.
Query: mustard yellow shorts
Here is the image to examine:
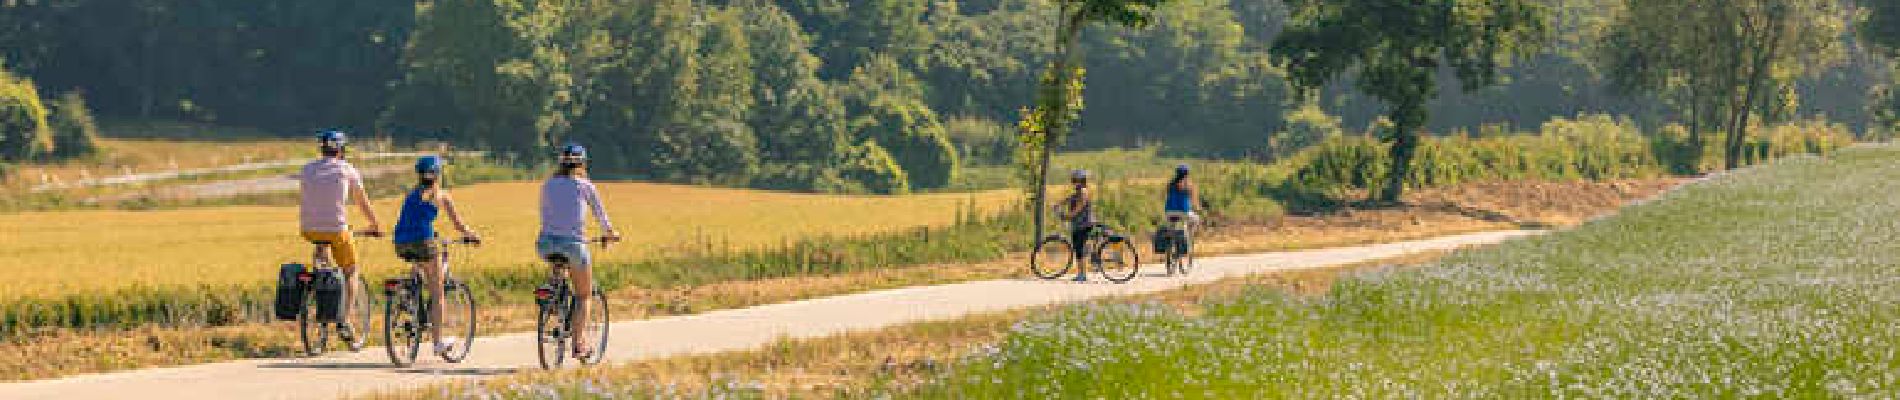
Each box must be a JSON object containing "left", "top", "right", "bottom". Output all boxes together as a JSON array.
[{"left": 301, "top": 231, "right": 359, "bottom": 269}]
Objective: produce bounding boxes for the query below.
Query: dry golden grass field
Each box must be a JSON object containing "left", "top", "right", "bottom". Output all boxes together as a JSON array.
[{"left": 0, "top": 181, "right": 1017, "bottom": 303}]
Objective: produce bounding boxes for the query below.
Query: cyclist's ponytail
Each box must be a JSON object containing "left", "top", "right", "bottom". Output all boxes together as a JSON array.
[{"left": 418, "top": 174, "right": 442, "bottom": 203}]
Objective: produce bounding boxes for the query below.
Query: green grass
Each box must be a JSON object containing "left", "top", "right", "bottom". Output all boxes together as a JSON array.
[{"left": 898, "top": 145, "right": 1900, "bottom": 398}]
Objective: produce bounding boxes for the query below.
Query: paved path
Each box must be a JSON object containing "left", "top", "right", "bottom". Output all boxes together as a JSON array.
[{"left": 0, "top": 230, "right": 1540, "bottom": 400}]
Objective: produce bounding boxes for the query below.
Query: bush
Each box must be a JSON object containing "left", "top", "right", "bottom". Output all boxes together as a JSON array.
[
  {"left": 836, "top": 139, "right": 911, "bottom": 194},
  {"left": 48, "top": 92, "right": 101, "bottom": 159},
  {"left": 1270, "top": 104, "right": 1343, "bottom": 160},
  {"left": 0, "top": 70, "right": 51, "bottom": 162},
  {"left": 944, "top": 116, "right": 1015, "bottom": 165}
]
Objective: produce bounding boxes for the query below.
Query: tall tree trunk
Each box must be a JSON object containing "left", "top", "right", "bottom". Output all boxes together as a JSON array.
[
  {"left": 1031, "top": 7, "right": 1088, "bottom": 244},
  {"left": 1377, "top": 107, "right": 1421, "bottom": 203},
  {"left": 1727, "top": 8, "right": 1783, "bottom": 170}
]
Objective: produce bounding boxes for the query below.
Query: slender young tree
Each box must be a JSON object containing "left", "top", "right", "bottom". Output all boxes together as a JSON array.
[
  {"left": 1270, "top": 0, "right": 1548, "bottom": 203},
  {"left": 1018, "top": 0, "right": 1168, "bottom": 244}
]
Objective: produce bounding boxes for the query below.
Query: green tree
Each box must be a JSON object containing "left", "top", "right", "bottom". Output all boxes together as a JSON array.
[
  {"left": 1020, "top": 0, "right": 1169, "bottom": 242},
  {"left": 844, "top": 56, "right": 959, "bottom": 190},
  {"left": 1270, "top": 0, "right": 1549, "bottom": 202},
  {"left": 1597, "top": 0, "right": 1846, "bottom": 170},
  {"left": 0, "top": 69, "right": 51, "bottom": 161}
]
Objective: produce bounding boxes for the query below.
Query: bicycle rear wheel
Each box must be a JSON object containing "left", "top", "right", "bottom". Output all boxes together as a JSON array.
[
  {"left": 535, "top": 292, "right": 569, "bottom": 369},
  {"left": 298, "top": 288, "right": 329, "bottom": 357},
  {"left": 383, "top": 283, "right": 422, "bottom": 367},
  {"left": 1097, "top": 238, "right": 1141, "bottom": 283},
  {"left": 1030, "top": 237, "right": 1076, "bottom": 280},
  {"left": 576, "top": 289, "right": 610, "bottom": 365},
  {"left": 439, "top": 278, "right": 477, "bottom": 363}
]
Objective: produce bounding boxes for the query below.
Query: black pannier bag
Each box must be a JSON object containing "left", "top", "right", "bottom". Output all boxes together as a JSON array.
[
  {"left": 311, "top": 268, "right": 346, "bottom": 322},
  {"left": 1152, "top": 230, "right": 1173, "bottom": 253},
  {"left": 273, "top": 264, "right": 305, "bottom": 320}
]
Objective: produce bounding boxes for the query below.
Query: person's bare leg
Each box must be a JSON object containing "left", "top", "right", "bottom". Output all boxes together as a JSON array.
[
  {"left": 570, "top": 265, "right": 595, "bottom": 353},
  {"left": 422, "top": 260, "right": 446, "bottom": 346}
]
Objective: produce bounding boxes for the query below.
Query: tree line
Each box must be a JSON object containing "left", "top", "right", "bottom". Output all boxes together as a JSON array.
[{"left": 0, "top": 0, "right": 1896, "bottom": 194}]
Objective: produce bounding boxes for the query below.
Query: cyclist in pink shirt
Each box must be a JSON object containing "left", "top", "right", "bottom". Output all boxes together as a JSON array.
[{"left": 298, "top": 130, "right": 383, "bottom": 342}]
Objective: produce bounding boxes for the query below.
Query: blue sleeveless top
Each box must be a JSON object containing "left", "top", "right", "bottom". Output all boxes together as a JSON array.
[
  {"left": 393, "top": 188, "right": 439, "bottom": 244},
  {"left": 1165, "top": 183, "right": 1192, "bottom": 212}
]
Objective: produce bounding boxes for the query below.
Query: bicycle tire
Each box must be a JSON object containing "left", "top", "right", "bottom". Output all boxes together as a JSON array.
[
  {"left": 576, "top": 289, "right": 609, "bottom": 365},
  {"left": 440, "top": 278, "right": 477, "bottom": 363},
  {"left": 1029, "top": 237, "right": 1076, "bottom": 280},
  {"left": 383, "top": 282, "right": 422, "bottom": 367},
  {"left": 298, "top": 287, "right": 329, "bottom": 357},
  {"left": 1097, "top": 238, "right": 1141, "bottom": 283},
  {"left": 344, "top": 277, "right": 372, "bottom": 352},
  {"left": 1165, "top": 246, "right": 1182, "bottom": 276},
  {"left": 535, "top": 288, "right": 569, "bottom": 369}
]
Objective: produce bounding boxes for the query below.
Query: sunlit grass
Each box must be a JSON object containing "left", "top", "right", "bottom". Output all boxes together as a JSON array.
[{"left": 907, "top": 146, "right": 1900, "bottom": 398}]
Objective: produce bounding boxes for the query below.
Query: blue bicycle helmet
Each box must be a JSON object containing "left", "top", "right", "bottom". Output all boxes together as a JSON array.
[
  {"left": 558, "top": 143, "right": 587, "bottom": 165},
  {"left": 317, "top": 130, "right": 348, "bottom": 150},
  {"left": 414, "top": 155, "right": 446, "bottom": 174},
  {"left": 1175, "top": 164, "right": 1191, "bottom": 174}
]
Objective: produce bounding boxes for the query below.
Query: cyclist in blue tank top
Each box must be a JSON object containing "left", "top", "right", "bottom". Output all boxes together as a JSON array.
[
  {"left": 391, "top": 156, "right": 481, "bottom": 359},
  {"left": 1163, "top": 164, "right": 1200, "bottom": 247}
]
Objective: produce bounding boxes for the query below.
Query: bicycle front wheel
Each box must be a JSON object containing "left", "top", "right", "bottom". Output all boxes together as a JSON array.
[
  {"left": 576, "top": 289, "right": 610, "bottom": 365},
  {"left": 383, "top": 286, "right": 422, "bottom": 367},
  {"left": 1097, "top": 239, "right": 1141, "bottom": 283},
  {"left": 1030, "top": 237, "right": 1076, "bottom": 280},
  {"left": 345, "top": 277, "right": 372, "bottom": 352},
  {"left": 439, "top": 278, "right": 477, "bottom": 363}
]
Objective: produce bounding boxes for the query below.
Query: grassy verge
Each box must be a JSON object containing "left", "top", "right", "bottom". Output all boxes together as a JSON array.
[{"left": 889, "top": 147, "right": 1900, "bottom": 398}]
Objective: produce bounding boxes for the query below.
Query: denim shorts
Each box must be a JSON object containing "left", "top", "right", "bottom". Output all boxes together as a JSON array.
[{"left": 535, "top": 234, "right": 591, "bottom": 270}]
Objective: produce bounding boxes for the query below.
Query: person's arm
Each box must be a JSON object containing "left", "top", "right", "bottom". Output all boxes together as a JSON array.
[
  {"left": 1075, "top": 188, "right": 1092, "bottom": 219},
  {"left": 437, "top": 190, "right": 476, "bottom": 239},
  {"left": 582, "top": 181, "right": 619, "bottom": 240},
  {"left": 349, "top": 168, "right": 382, "bottom": 234}
]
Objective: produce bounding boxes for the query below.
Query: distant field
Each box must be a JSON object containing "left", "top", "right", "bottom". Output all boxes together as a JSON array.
[
  {"left": 0, "top": 181, "right": 1017, "bottom": 303},
  {"left": 905, "top": 147, "right": 1900, "bottom": 398},
  {"left": 9, "top": 138, "right": 313, "bottom": 188}
]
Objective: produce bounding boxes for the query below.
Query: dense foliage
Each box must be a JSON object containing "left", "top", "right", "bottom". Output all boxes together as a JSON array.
[{"left": 0, "top": 0, "right": 1895, "bottom": 192}]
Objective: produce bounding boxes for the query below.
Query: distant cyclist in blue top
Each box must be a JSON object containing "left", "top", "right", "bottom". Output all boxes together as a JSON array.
[
  {"left": 1163, "top": 164, "right": 1200, "bottom": 244},
  {"left": 391, "top": 155, "right": 481, "bottom": 359}
]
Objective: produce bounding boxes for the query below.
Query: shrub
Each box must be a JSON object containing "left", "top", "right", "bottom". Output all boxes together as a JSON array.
[
  {"left": 0, "top": 70, "right": 51, "bottom": 162},
  {"left": 48, "top": 92, "right": 101, "bottom": 159},
  {"left": 836, "top": 139, "right": 911, "bottom": 194},
  {"left": 1270, "top": 104, "right": 1343, "bottom": 160},
  {"left": 944, "top": 116, "right": 1014, "bottom": 165}
]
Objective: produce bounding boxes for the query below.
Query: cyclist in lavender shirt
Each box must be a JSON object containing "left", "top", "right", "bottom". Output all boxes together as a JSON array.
[
  {"left": 297, "top": 130, "right": 383, "bottom": 342},
  {"left": 537, "top": 144, "right": 620, "bottom": 357}
]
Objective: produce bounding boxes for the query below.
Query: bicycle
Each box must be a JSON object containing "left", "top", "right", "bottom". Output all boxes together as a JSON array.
[
  {"left": 294, "top": 233, "right": 376, "bottom": 357},
  {"left": 533, "top": 237, "right": 613, "bottom": 369},
  {"left": 382, "top": 237, "right": 481, "bottom": 367},
  {"left": 1030, "top": 223, "right": 1141, "bottom": 283},
  {"left": 1157, "top": 214, "right": 1197, "bottom": 276}
]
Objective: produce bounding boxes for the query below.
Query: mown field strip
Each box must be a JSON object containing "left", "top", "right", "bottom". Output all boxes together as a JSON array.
[{"left": 0, "top": 230, "right": 1536, "bottom": 400}]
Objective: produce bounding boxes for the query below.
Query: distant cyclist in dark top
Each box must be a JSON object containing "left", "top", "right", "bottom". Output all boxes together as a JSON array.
[
  {"left": 1059, "top": 169, "right": 1095, "bottom": 282},
  {"left": 1163, "top": 164, "right": 1200, "bottom": 249},
  {"left": 390, "top": 155, "right": 481, "bottom": 359}
]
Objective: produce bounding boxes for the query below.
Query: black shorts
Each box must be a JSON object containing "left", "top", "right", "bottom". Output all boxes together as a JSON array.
[{"left": 394, "top": 241, "right": 440, "bottom": 263}]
